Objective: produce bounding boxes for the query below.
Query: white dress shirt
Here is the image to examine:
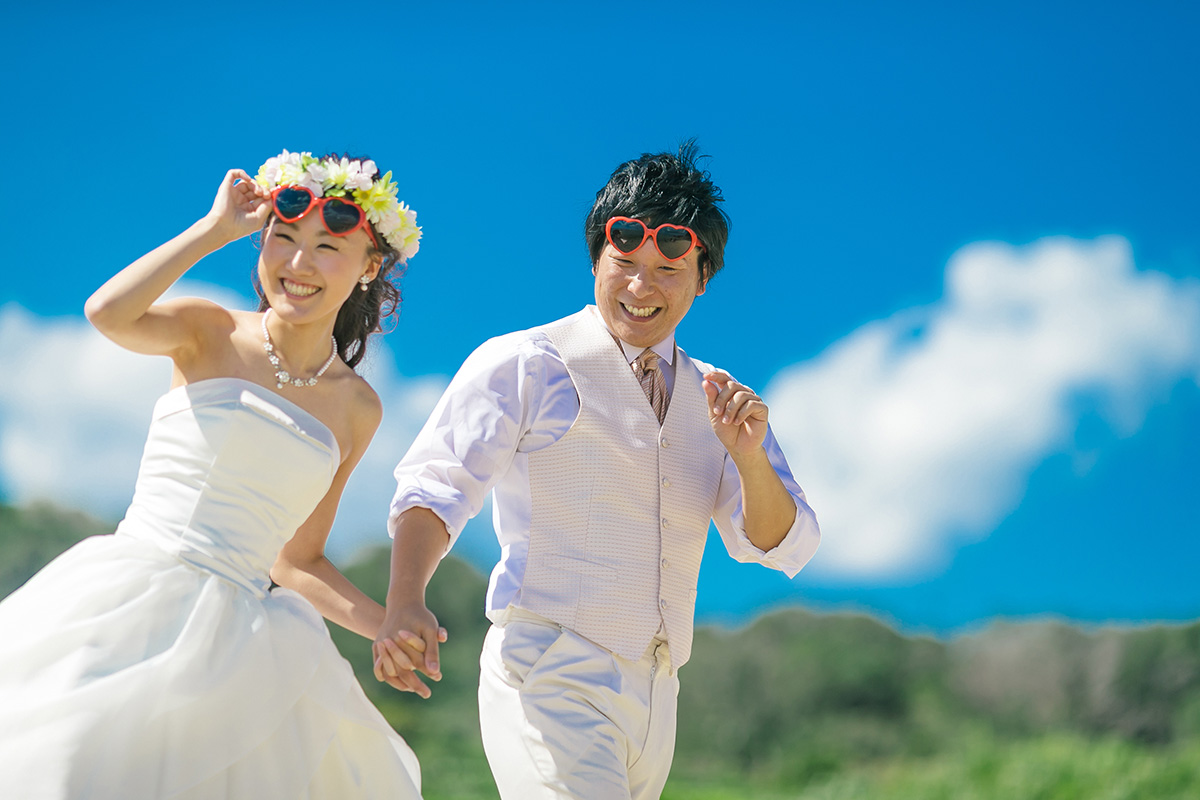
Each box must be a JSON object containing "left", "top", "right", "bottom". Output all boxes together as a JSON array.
[{"left": 390, "top": 306, "right": 818, "bottom": 620}]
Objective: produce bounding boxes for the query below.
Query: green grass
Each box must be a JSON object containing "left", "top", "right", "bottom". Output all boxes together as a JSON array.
[
  {"left": 399, "top": 732, "right": 1200, "bottom": 800},
  {"left": 663, "top": 734, "right": 1200, "bottom": 800},
  {"left": 418, "top": 753, "right": 500, "bottom": 800}
]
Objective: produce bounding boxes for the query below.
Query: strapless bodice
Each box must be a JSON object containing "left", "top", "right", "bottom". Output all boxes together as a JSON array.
[{"left": 115, "top": 378, "right": 340, "bottom": 595}]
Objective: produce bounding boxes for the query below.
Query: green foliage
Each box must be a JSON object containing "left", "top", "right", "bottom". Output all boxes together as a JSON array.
[
  {"left": 1105, "top": 624, "right": 1200, "bottom": 743},
  {"left": 949, "top": 619, "right": 1200, "bottom": 744},
  {"left": 0, "top": 501, "right": 111, "bottom": 598},
  {"left": 676, "top": 610, "right": 959, "bottom": 783}
]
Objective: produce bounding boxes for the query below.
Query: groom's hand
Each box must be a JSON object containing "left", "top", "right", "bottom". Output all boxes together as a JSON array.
[{"left": 703, "top": 370, "right": 769, "bottom": 457}]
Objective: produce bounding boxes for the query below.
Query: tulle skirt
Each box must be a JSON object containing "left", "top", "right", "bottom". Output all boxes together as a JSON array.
[{"left": 0, "top": 534, "right": 421, "bottom": 799}]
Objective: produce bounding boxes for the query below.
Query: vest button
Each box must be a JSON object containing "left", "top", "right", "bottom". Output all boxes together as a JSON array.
[
  {"left": 661, "top": 517, "right": 669, "bottom": 528},
  {"left": 660, "top": 598, "right": 668, "bottom": 609},
  {"left": 661, "top": 477, "right": 670, "bottom": 488},
  {"left": 660, "top": 437, "right": 670, "bottom": 448},
  {"left": 661, "top": 557, "right": 669, "bottom": 569}
]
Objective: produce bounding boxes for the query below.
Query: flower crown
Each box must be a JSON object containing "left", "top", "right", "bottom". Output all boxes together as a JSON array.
[{"left": 255, "top": 150, "right": 421, "bottom": 262}]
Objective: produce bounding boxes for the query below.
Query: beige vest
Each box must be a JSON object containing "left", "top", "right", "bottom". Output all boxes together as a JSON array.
[{"left": 520, "top": 308, "right": 726, "bottom": 667}]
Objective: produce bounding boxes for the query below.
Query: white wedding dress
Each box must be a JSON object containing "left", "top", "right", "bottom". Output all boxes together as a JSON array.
[{"left": 0, "top": 378, "right": 422, "bottom": 799}]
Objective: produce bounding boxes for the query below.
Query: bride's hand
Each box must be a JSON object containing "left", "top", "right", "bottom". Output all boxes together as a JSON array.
[{"left": 204, "top": 169, "right": 272, "bottom": 243}]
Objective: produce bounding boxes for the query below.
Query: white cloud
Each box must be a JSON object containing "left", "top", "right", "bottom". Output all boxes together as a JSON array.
[
  {"left": 0, "top": 305, "right": 170, "bottom": 516},
  {"left": 766, "top": 236, "right": 1200, "bottom": 580},
  {"left": 0, "top": 282, "right": 447, "bottom": 561}
]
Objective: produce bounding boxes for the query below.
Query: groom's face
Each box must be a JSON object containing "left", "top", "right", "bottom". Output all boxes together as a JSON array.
[{"left": 592, "top": 238, "right": 706, "bottom": 348}]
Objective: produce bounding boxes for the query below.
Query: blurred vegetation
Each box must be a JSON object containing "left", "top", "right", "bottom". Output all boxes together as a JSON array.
[
  {"left": 3, "top": 501, "right": 1199, "bottom": 799},
  {"left": 0, "top": 501, "right": 111, "bottom": 597}
]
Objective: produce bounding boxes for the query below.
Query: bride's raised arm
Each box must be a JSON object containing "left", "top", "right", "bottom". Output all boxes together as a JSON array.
[{"left": 84, "top": 169, "right": 270, "bottom": 359}]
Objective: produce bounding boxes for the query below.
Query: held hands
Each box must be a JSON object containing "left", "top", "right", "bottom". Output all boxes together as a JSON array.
[
  {"left": 204, "top": 169, "right": 272, "bottom": 244},
  {"left": 372, "top": 603, "right": 448, "bottom": 699},
  {"left": 703, "top": 371, "right": 769, "bottom": 458}
]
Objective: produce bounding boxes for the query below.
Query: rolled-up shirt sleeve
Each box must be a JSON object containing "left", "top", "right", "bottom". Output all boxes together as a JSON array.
[
  {"left": 711, "top": 424, "right": 821, "bottom": 578},
  {"left": 389, "top": 333, "right": 545, "bottom": 548}
]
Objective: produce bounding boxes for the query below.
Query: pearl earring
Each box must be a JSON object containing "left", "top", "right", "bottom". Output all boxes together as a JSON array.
[{"left": 359, "top": 276, "right": 371, "bottom": 292}]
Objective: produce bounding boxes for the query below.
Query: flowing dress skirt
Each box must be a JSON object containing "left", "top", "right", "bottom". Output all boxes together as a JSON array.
[{"left": 0, "top": 534, "right": 422, "bottom": 799}]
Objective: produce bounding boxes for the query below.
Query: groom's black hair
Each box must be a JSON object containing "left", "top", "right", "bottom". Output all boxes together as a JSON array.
[{"left": 584, "top": 139, "right": 730, "bottom": 285}]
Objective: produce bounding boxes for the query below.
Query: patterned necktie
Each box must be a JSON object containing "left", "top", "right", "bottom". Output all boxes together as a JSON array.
[{"left": 633, "top": 348, "right": 669, "bottom": 425}]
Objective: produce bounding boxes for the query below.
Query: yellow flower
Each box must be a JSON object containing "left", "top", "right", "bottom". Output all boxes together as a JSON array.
[{"left": 352, "top": 171, "right": 400, "bottom": 224}]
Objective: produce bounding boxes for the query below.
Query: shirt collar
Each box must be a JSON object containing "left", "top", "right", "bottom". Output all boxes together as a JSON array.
[{"left": 616, "top": 332, "right": 675, "bottom": 366}]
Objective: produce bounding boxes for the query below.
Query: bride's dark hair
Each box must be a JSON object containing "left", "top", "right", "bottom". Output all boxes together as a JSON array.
[{"left": 253, "top": 153, "right": 407, "bottom": 370}]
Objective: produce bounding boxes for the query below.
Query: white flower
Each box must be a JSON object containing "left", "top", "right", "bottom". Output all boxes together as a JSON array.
[
  {"left": 399, "top": 234, "right": 420, "bottom": 262},
  {"left": 298, "top": 163, "right": 328, "bottom": 197},
  {"left": 295, "top": 175, "right": 323, "bottom": 196},
  {"left": 376, "top": 201, "right": 421, "bottom": 261},
  {"left": 322, "top": 158, "right": 352, "bottom": 192},
  {"left": 256, "top": 156, "right": 283, "bottom": 187},
  {"left": 345, "top": 159, "right": 374, "bottom": 192},
  {"left": 305, "top": 162, "right": 328, "bottom": 184},
  {"left": 346, "top": 170, "right": 373, "bottom": 192},
  {"left": 376, "top": 215, "right": 401, "bottom": 240}
]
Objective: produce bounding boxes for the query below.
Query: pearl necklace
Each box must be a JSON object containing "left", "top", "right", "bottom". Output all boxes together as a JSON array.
[{"left": 261, "top": 308, "right": 338, "bottom": 389}]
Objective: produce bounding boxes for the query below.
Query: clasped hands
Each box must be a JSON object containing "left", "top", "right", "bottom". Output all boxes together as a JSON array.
[{"left": 372, "top": 605, "right": 447, "bottom": 699}]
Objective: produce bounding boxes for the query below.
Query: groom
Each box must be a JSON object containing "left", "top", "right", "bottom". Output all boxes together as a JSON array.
[{"left": 376, "top": 143, "right": 821, "bottom": 799}]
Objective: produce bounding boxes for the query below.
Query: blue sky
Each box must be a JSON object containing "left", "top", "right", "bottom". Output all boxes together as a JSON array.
[{"left": 2, "top": 1, "right": 1197, "bottom": 635}]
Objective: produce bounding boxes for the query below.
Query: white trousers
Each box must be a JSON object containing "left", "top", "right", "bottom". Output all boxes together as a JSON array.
[{"left": 478, "top": 608, "right": 680, "bottom": 800}]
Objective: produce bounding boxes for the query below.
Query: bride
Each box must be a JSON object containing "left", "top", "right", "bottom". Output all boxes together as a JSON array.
[{"left": 0, "top": 151, "right": 432, "bottom": 798}]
